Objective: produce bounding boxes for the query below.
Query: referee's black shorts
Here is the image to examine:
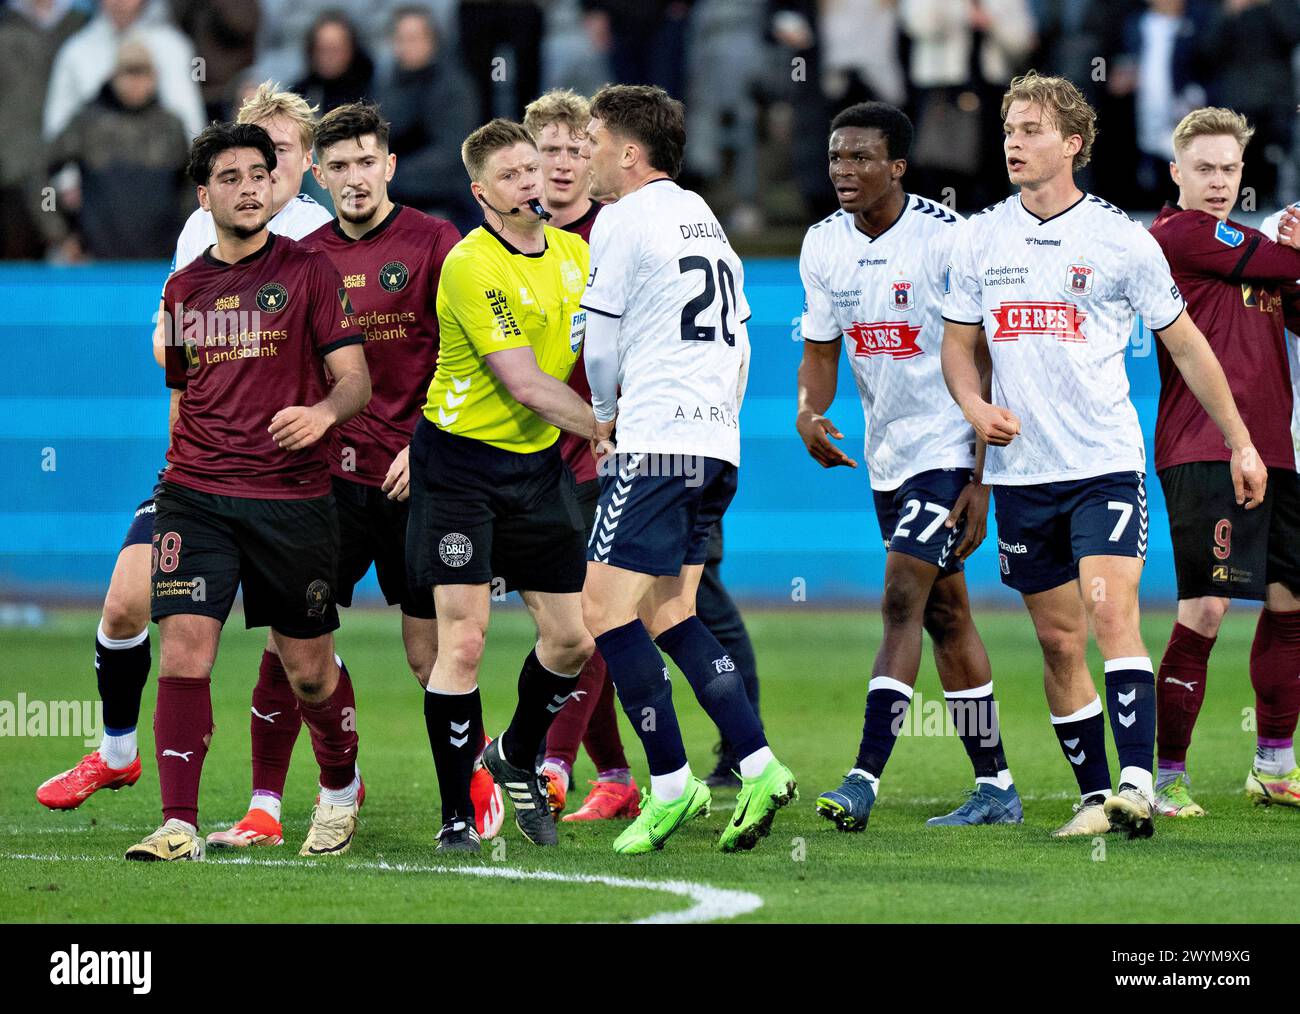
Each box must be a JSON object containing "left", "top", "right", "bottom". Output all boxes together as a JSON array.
[
  {"left": 406, "top": 418, "right": 588, "bottom": 594},
  {"left": 1159, "top": 461, "right": 1300, "bottom": 601}
]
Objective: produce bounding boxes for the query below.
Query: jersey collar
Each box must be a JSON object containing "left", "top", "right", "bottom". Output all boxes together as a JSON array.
[
  {"left": 201, "top": 231, "right": 275, "bottom": 268},
  {"left": 330, "top": 203, "right": 403, "bottom": 243},
  {"left": 854, "top": 192, "right": 908, "bottom": 243},
  {"left": 1017, "top": 190, "right": 1087, "bottom": 226},
  {"left": 564, "top": 199, "right": 600, "bottom": 234},
  {"left": 483, "top": 221, "right": 548, "bottom": 258}
]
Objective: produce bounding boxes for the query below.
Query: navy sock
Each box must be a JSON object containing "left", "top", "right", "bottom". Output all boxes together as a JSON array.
[
  {"left": 424, "top": 687, "right": 482, "bottom": 825},
  {"left": 502, "top": 649, "right": 577, "bottom": 770},
  {"left": 95, "top": 627, "right": 150, "bottom": 732},
  {"left": 597, "top": 620, "right": 687, "bottom": 776},
  {"left": 1104, "top": 657, "right": 1156, "bottom": 786},
  {"left": 944, "top": 684, "right": 1008, "bottom": 779},
  {"left": 695, "top": 563, "right": 761, "bottom": 718},
  {"left": 1050, "top": 698, "right": 1111, "bottom": 799},
  {"left": 655, "top": 616, "right": 767, "bottom": 760},
  {"left": 853, "top": 676, "right": 913, "bottom": 776}
]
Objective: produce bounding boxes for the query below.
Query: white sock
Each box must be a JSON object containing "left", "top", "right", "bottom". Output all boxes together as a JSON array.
[
  {"left": 249, "top": 792, "right": 282, "bottom": 821},
  {"left": 650, "top": 763, "right": 691, "bottom": 802},
  {"left": 318, "top": 775, "right": 360, "bottom": 808},
  {"left": 1155, "top": 764, "right": 1185, "bottom": 790},
  {"left": 1119, "top": 766, "right": 1153, "bottom": 800},
  {"left": 976, "top": 769, "right": 1014, "bottom": 792},
  {"left": 166, "top": 818, "right": 198, "bottom": 834},
  {"left": 99, "top": 729, "right": 137, "bottom": 769},
  {"left": 848, "top": 767, "right": 880, "bottom": 795},
  {"left": 737, "top": 746, "right": 774, "bottom": 779},
  {"left": 1255, "top": 741, "right": 1297, "bottom": 775}
]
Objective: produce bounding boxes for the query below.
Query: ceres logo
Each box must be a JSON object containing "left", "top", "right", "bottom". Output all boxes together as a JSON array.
[
  {"left": 845, "top": 321, "right": 923, "bottom": 360},
  {"left": 991, "top": 302, "right": 1087, "bottom": 343}
]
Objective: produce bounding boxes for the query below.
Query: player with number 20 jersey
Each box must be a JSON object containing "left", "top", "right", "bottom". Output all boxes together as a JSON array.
[{"left": 579, "top": 85, "right": 795, "bottom": 858}]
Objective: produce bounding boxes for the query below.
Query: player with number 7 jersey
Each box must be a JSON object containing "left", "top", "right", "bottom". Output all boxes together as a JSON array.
[
  {"left": 941, "top": 71, "right": 1266, "bottom": 841},
  {"left": 578, "top": 85, "right": 795, "bottom": 856}
]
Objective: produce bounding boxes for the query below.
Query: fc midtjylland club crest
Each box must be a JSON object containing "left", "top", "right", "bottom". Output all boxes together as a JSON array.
[
  {"left": 256, "top": 281, "right": 288, "bottom": 312},
  {"left": 379, "top": 260, "right": 409, "bottom": 292}
]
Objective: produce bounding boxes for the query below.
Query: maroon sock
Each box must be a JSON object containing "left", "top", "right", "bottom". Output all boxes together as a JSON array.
[
  {"left": 582, "top": 663, "right": 629, "bottom": 772},
  {"left": 1156, "top": 622, "right": 1214, "bottom": 765},
  {"left": 297, "top": 660, "right": 358, "bottom": 791},
  {"left": 544, "top": 650, "right": 607, "bottom": 769},
  {"left": 251, "top": 649, "right": 303, "bottom": 799},
  {"left": 1251, "top": 609, "right": 1300, "bottom": 740},
  {"left": 154, "top": 676, "right": 213, "bottom": 827}
]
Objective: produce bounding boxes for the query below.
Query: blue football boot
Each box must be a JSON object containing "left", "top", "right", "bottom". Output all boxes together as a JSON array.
[
  {"left": 926, "top": 783, "right": 1023, "bottom": 826},
  {"left": 815, "top": 772, "right": 876, "bottom": 832}
]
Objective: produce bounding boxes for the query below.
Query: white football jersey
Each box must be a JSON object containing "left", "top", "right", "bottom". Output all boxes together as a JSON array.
[
  {"left": 581, "top": 179, "right": 750, "bottom": 466},
  {"left": 943, "top": 192, "right": 1186, "bottom": 485},
  {"left": 167, "top": 192, "right": 332, "bottom": 278},
  {"left": 1259, "top": 208, "right": 1300, "bottom": 469},
  {"left": 800, "top": 197, "right": 975, "bottom": 490}
]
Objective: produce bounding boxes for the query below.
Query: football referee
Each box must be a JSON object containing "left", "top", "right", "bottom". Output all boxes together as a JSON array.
[{"left": 407, "top": 119, "right": 599, "bottom": 853}]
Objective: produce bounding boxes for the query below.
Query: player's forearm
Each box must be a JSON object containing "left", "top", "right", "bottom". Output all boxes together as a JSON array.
[
  {"left": 795, "top": 348, "right": 838, "bottom": 418},
  {"left": 517, "top": 373, "right": 598, "bottom": 439},
  {"left": 583, "top": 311, "right": 620, "bottom": 422},
  {"left": 941, "top": 324, "right": 986, "bottom": 415},
  {"left": 972, "top": 337, "right": 992, "bottom": 481},
  {"left": 316, "top": 364, "right": 371, "bottom": 428}
]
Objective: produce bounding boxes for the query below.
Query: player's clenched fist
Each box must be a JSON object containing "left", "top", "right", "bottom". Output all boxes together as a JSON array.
[
  {"left": 268, "top": 404, "right": 333, "bottom": 451},
  {"left": 796, "top": 411, "right": 857, "bottom": 469},
  {"left": 963, "top": 400, "right": 1020, "bottom": 447}
]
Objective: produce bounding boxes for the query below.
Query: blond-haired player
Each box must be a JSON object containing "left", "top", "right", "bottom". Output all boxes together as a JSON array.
[{"left": 941, "top": 72, "right": 1266, "bottom": 839}]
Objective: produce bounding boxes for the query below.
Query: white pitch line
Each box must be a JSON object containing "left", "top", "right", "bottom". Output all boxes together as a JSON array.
[{"left": 0, "top": 852, "right": 763, "bottom": 925}]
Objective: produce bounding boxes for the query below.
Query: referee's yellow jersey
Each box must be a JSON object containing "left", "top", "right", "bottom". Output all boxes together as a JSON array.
[{"left": 426, "top": 224, "right": 590, "bottom": 452}]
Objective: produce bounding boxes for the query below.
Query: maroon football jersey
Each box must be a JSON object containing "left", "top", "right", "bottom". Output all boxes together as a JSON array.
[
  {"left": 304, "top": 205, "right": 460, "bottom": 486},
  {"left": 1150, "top": 205, "right": 1300, "bottom": 473},
  {"left": 163, "top": 233, "right": 359, "bottom": 498},
  {"left": 559, "top": 199, "right": 602, "bottom": 483}
]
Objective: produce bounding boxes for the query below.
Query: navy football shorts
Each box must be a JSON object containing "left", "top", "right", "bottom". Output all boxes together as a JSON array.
[
  {"left": 992, "top": 470, "right": 1147, "bottom": 595},
  {"left": 587, "top": 453, "right": 737, "bottom": 577},
  {"left": 872, "top": 468, "right": 972, "bottom": 574}
]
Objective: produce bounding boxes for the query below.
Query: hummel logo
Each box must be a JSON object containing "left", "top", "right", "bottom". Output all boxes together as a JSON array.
[
  {"left": 1164, "top": 677, "right": 1199, "bottom": 691},
  {"left": 1117, "top": 712, "right": 1136, "bottom": 728},
  {"left": 1118, "top": 690, "right": 1136, "bottom": 707},
  {"left": 250, "top": 707, "right": 281, "bottom": 723},
  {"left": 449, "top": 718, "right": 469, "bottom": 749},
  {"left": 162, "top": 749, "right": 193, "bottom": 762},
  {"left": 1063, "top": 738, "right": 1085, "bottom": 765},
  {"left": 546, "top": 692, "right": 572, "bottom": 714}
]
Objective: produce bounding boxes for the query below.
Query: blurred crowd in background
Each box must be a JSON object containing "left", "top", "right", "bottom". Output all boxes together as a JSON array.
[{"left": 2, "top": 0, "right": 1298, "bottom": 260}]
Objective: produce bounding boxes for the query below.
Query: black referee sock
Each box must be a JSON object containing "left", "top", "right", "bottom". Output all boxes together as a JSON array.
[
  {"left": 501, "top": 649, "right": 578, "bottom": 770},
  {"left": 424, "top": 686, "right": 482, "bottom": 826},
  {"left": 95, "top": 625, "right": 151, "bottom": 732}
]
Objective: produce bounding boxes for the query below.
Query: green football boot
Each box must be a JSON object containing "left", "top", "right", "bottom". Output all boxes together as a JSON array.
[
  {"left": 612, "top": 777, "right": 711, "bottom": 855},
  {"left": 719, "top": 757, "right": 797, "bottom": 853}
]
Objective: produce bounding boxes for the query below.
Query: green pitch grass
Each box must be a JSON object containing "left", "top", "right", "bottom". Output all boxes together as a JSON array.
[{"left": 1, "top": 607, "right": 1295, "bottom": 923}]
